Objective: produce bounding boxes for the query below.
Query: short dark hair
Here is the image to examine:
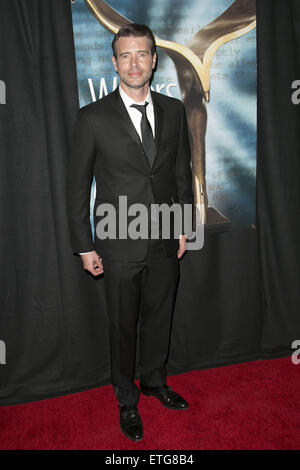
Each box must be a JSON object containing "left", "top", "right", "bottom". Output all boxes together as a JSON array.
[{"left": 112, "top": 23, "right": 156, "bottom": 58}]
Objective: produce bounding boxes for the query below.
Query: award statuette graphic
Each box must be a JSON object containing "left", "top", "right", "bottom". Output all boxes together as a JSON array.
[{"left": 84, "top": 0, "right": 256, "bottom": 231}]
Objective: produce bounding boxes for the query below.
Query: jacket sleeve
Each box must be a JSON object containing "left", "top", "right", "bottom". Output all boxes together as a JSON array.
[
  {"left": 175, "top": 102, "right": 194, "bottom": 205},
  {"left": 175, "top": 102, "right": 194, "bottom": 234},
  {"left": 66, "top": 109, "right": 97, "bottom": 253}
]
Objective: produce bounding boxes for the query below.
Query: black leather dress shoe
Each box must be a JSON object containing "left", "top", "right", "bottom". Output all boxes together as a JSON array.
[
  {"left": 119, "top": 404, "right": 143, "bottom": 441},
  {"left": 140, "top": 384, "right": 189, "bottom": 410}
]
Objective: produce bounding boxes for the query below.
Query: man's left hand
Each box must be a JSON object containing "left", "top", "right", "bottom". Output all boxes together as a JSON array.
[{"left": 177, "top": 235, "right": 187, "bottom": 259}]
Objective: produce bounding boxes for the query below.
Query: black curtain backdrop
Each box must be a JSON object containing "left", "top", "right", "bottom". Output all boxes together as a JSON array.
[
  {"left": 0, "top": 0, "right": 110, "bottom": 405},
  {"left": 257, "top": 0, "right": 300, "bottom": 357},
  {"left": 0, "top": 0, "right": 299, "bottom": 406}
]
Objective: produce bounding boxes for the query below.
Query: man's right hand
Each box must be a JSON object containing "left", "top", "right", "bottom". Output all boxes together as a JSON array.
[{"left": 80, "top": 251, "right": 104, "bottom": 276}]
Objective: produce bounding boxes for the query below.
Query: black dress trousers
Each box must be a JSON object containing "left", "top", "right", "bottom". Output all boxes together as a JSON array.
[{"left": 101, "top": 238, "right": 179, "bottom": 406}]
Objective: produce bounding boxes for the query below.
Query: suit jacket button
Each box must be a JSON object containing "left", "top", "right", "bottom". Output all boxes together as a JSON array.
[{"left": 150, "top": 174, "right": 154, "bottom": 179}]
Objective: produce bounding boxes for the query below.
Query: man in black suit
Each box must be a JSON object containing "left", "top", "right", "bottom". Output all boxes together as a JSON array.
[{"left": 66, "top": 24, "right": 194, "bottom": 442}]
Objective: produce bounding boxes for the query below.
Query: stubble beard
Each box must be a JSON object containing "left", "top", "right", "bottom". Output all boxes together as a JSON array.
[
  {"left": 123, "top": 80, "right": 149, "bottom": 90},
  {"left": 121, "top": 70, "right": 153, "bottom": 91}
]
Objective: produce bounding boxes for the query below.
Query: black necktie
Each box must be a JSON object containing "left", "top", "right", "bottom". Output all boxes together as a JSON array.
[{"left": 130, "top": 101, "right": 156, "bottom": 167}]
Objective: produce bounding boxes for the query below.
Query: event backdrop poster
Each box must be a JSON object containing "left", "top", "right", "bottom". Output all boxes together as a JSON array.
[{"left": 71, "top": 0, "right": 257, "bottom": 230}]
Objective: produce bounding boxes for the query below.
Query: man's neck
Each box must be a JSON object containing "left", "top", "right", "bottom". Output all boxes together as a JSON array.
[{"left": 119, "top": 82, "right": 150, "bottom": 103}]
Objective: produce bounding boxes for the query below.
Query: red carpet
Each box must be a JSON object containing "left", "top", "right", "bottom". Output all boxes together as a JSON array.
[{"left": 0, "top": 357, "right": 299, "bottom": 450}]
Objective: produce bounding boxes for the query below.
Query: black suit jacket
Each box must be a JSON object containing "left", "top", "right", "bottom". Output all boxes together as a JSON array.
[{"left": 66, "top": 88, "right": 194, "bottom": 261}]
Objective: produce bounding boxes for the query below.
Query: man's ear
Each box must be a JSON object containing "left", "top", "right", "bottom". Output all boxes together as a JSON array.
[
  {"left": 112, "top": 55, "right": 118, "bottom": 73},
  {"left": 152, "top": 52, "right": 157, "bottom": 70}
]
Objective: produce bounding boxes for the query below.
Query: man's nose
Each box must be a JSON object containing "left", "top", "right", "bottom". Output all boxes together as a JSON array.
[{"left": 130, "top": 54, "right": 138, "bottom": 67}]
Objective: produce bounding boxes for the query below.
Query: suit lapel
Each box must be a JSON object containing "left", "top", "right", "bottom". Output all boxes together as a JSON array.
[
  {"left": 152, "top": 91, "right": 163, "bottom": 148},
  {"left": 151, "top": 91, "right": 164, "bottom": 169},
  {"left": 113, "top": 88, "right": 143, "bottom": 149}
]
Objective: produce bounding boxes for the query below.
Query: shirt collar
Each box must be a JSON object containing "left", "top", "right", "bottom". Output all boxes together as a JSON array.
[{"left": 118, "top": 84, "right": 153, "bottom": 108}]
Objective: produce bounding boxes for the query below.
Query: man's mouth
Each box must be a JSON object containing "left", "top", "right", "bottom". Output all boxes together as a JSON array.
[{"left": 128, "top": 71, "right": 142, "bottom": 77}]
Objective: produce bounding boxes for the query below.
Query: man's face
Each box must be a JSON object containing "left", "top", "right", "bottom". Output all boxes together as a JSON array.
[{"left": 112, "top": 35, "right": 156, "bottom": 91}]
